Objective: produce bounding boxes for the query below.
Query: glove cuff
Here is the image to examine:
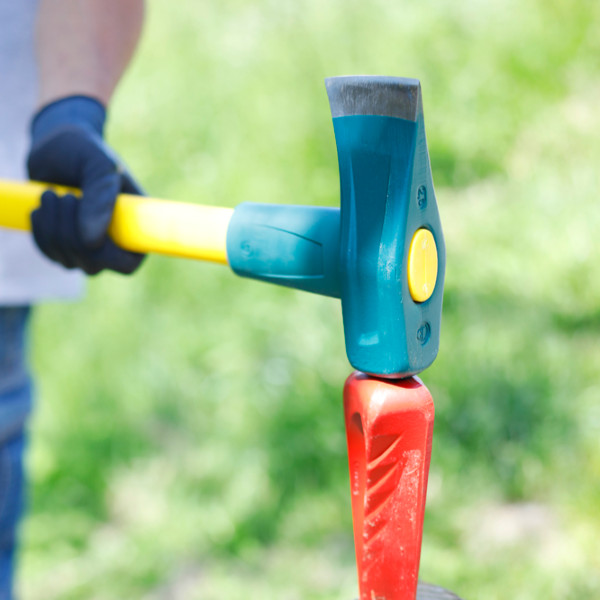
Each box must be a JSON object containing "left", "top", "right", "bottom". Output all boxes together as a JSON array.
[{"left": 31, "top": 96, "right": 107, "bottom": 142}]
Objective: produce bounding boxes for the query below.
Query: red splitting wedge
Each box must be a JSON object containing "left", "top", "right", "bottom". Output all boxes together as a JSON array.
[{"left": 344, "top": 372, "right": 435, "bottom": 600}]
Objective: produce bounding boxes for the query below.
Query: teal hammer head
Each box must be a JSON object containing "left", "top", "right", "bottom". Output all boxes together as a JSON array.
[
  {"left": 227, "top": 76, "right": 444, "bottom": 378},
  {"left": 326, "top": 75, "right": 445, "bottom": 378}
]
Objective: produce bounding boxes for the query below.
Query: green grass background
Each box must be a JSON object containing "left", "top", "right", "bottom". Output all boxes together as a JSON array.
[{"left": 20, "top": 0, "right": 600, "bottom": 598}]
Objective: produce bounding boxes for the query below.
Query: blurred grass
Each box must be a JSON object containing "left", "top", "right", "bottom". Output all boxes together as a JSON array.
[{"left": 19, "top": 0, "right": 600, "bottom": 598}]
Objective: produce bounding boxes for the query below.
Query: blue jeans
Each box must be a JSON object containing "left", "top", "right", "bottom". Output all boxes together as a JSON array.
[{"left": 0, "top": 307, "right": 32, "bottom": 600}]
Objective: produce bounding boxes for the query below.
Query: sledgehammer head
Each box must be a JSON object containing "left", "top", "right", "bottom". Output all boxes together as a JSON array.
[{"left": 326, "top": 76, "right": 445, "bottom": 378}]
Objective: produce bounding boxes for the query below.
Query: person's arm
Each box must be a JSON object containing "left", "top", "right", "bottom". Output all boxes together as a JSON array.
[
  {"left": 27, "top": 0, "right": 146, "bottom": 276},
  {"left": 36, "top": 0, "right": 144, "bottom": 107}
]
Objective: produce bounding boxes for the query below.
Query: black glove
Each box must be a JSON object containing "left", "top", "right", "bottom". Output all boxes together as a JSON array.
[{"left": 27, "top": 96, "right": 145, "bottom": 275}]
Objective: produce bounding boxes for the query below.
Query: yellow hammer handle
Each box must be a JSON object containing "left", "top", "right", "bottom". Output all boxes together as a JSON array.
[{"left": 0, "top": 179, "right": 234, "bottom": 265}]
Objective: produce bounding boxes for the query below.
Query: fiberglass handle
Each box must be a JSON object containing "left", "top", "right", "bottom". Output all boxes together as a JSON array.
[{"left": 0, "top": 179, "right": 233, "bottom": 264}]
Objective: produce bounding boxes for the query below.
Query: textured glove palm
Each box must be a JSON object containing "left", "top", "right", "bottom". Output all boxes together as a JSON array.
[{"left": 27, "top": 96, "right": 145, "bottom": 275}]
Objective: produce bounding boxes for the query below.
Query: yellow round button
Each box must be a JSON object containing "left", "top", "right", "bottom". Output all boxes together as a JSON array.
[{"left": 408, "top": 229, "right": 438, "bottom": 303}]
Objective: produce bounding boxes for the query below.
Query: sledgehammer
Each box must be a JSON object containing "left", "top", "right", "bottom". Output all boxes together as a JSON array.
[
  {"left": 0, "top": 76, "right": 457, "bottom": 599},
  {"left": 0, "top": 76, "right": 445, "bottom": 379}
]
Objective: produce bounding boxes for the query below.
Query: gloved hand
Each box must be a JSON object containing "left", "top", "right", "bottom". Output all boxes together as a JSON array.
[{"left": 27, "top": 95, "right": 145, "bottom": 275}]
